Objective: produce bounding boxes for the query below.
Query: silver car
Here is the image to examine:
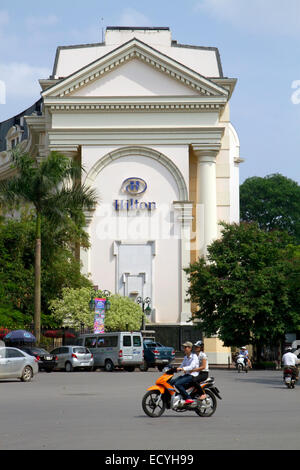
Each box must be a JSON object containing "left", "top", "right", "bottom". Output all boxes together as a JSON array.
[
  {"left": 0, "top": 347, "right": 39, "bottom": 382},
  {"left": 50, "top": 346, "right": 94, "bottom": 372}
]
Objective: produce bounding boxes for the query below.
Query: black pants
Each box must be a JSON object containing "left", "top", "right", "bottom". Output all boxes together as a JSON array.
[{"left": 191, "top": 372, "right": 209, "bottom": 394}]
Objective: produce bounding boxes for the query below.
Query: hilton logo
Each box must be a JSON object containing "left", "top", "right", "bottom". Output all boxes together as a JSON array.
[
  {"left": 115, "top": 178, "right": 156, "bottom": 212},
  {"left": 122, "top": 177, "right": 147, "bottom": 196}
]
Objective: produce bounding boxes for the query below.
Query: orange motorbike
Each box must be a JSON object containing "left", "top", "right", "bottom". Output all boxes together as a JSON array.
[{"left": 142, "top": 367, "right": 221, "bottom": 418}]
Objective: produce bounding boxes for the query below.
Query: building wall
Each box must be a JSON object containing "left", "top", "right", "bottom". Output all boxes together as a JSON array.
[{"left": 0, "top": 27, "right": 241, "bottom": 363}]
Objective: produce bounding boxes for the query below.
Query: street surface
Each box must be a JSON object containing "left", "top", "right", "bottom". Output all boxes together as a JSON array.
[{"left": 0, "top": 368, "right": 299, "bottom": 450}]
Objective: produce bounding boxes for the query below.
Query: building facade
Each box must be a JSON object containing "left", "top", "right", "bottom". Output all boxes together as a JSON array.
[{"left": 0, "top": 27, "right": 242, "bottom": 362}]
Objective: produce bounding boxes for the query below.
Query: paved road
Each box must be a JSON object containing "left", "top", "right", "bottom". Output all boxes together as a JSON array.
[{"left": 0, "top": 368, "right": 299, "bottom": 450}]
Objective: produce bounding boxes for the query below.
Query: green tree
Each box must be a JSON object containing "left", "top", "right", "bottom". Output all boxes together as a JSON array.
[
  {"left": 240, "top": 174, "right": 300, "bottom": 243},
  {"left": 0, "top": 213, "right": 92, "bottom": 328},
  {"left": 0, "top": 149, "right": 97, "bottom": 343},
  {"left": 0, "top": 304, "right": 33, "bottom": 330},
  {"left": 104, "top": 295, "right": 144, "bottom": 332},
  {"left": 49, "top": 288, "right": 144, "bottom": 332},
  {"left": 185, "top": 223, "right": 300, "bottom": 360},
  {"left": 49, "top": 287, "right": 96, "bottom": 329}
]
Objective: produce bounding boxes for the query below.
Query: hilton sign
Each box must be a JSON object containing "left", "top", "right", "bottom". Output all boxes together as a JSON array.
[{"left": 114, "top": 178, "right": 156, "bottom": 211}]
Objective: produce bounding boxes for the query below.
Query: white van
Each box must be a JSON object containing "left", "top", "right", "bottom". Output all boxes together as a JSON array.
[{"left": 76, "top": 332, "right": 143, "bottom": 371}]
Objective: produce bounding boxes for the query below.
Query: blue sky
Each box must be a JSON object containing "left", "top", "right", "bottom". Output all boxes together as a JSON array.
[{"left": 0, "top": 0, "right": 300, "bottom": 183}]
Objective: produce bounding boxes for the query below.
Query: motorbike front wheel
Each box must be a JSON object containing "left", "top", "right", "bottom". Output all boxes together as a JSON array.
[
  {"left": 142, "top": 391, "right": 166, "bottom": 418},
  {"left": 194, "top": 389, "right": 217, "bottom": 417}
]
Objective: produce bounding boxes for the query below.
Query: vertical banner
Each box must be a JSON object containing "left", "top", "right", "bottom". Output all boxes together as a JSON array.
[{"left": 94, "top": 298, "right": 106, "bottom": 334}]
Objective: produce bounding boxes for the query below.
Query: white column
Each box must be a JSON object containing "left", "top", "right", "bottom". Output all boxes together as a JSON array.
[
  {"left": 194, "top": 148, "right": 219, "bottom": 257},
  {"left": 174, "top": 201, "right": 193, "bottom": 324}
]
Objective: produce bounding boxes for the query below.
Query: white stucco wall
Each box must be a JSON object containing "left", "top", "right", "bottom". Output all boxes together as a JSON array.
[
  {"left": 82, "top": 145, "right": 189, "bottom": 324},
  {"left": 71, "top": 59, "right": 200, "bottom": 97},
  {"left": 51, "top": 111, "right": 219, "bottom": 130},
  {"left": 54, "top": 29, "right": 221, "bottom": 79}
]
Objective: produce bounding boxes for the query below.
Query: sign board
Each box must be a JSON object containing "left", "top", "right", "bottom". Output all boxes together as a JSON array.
[{"left": 93, "top": 298, "right": 106, "bottom": 334}]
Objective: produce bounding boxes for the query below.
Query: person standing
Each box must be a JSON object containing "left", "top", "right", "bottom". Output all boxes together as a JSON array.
[{"left": 171, "top": 341, "right": 199, "bottom": 404}]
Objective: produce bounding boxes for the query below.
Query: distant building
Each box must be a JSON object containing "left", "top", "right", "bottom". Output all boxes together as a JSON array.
[{"left": 0, "top": 27, "right": 242, "bottom": 362}]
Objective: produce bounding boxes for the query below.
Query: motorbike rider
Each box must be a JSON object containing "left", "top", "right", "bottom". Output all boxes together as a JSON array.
[
  {"left": 282, "top": 346, "right": 299, "bottom": 381},
  {"left": 170, "top": 341, "right": 199, "bottom": 405},
  {"left": 190, "top": 340, "right": 209, "bottom": 400},
  {"left": 239, "top": 346, "right": 251, "bottom": 368}
]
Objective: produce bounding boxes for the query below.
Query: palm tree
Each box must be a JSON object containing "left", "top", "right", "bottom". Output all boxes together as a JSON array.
[{"left": 0, "top": 149, "right": 98, "bottom": 344}]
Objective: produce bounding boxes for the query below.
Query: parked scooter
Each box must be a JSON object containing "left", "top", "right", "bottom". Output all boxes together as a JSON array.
[
  {"left": 283, "top": 367, "right": 297, "bottom": 389},
  {"left": 235, "top": 354, "right": 249, "bottom": 373},
  {"left": 142, "top": 367, "right": 222, "bottom": 418}
]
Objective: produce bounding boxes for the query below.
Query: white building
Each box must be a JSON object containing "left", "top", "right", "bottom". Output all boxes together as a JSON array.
[{"left": 0, "top": 27, "right": 242, "bottom": 362}]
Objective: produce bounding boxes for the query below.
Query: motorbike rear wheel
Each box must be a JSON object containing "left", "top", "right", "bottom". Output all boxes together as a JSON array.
[
  {"left": 142, "top": 390, "right": 166, "bottom": 418},
  {"left": 194, "top": 389, "right": 217, "bottom": 417}
]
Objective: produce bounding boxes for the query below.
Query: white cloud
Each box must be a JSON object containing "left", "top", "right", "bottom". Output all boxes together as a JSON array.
[
  {"left": 196, "top": 0, "right": 300, "bottom": 36},
  {"left": 0, "top": 62, "right": 50, "bottom": 100},
  {"left": 118, "top": 8, "right": 152, "bottom": 27}
]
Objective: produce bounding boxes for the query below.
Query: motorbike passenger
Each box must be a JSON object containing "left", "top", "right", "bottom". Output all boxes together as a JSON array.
[
  {"left": 282, "top": 347, "right": 299, "bottom": 381},
  {"left": 170, "top": 341, "right": 199, "bottom": 405},
  {"left": 190, "top": 340, "right": 209, "bottom": 400}
]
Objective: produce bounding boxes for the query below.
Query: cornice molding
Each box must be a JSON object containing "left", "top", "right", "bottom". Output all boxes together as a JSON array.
[
  {"left": 43, "top": 39, "right": 229, "bottom": 100},
  {"left": 191, "top": 131, "right": 224, "bottom": 157},
  {"left": 47, "top": 102, "right": 224, "bottom": 112}
]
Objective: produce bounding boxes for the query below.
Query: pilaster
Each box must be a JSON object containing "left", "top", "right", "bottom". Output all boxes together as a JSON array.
[{"left": 173, "top": 201, "right": 193, "bottom": 324}]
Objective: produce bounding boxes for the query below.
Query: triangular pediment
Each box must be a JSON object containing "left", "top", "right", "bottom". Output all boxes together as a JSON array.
[
  {"left": 43, "top": 38, "right": 229, "bottom": 100},
  {"left": 70, "top": 59, "right": 200, "bottom": 97}
]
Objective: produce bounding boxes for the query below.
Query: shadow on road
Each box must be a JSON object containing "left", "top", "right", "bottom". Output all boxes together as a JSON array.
[{"left": 234, "top": 375, "right": 299, "bottom": 389}]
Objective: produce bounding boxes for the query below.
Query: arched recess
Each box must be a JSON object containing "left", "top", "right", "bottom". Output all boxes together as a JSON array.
[{"left": 85, "top": 145, "right": 189, "bottom": 202}]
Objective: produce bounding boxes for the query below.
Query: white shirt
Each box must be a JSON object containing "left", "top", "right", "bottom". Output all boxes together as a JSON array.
[
  {"left": 180, "top": 353, "right": 199, "bottom": 377},
  {"left": 282, "top": 352, "right": 299, "bottom": 367},
  {"left": 197, "top": 351, "right": 209, "bottom": 372}
]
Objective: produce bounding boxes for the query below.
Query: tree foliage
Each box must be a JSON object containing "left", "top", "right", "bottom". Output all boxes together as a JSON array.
[
  {"left": 0, "top": 214, "right": 92, "bottom": 329},
  {"left": 104, "top": 295, "right": 144, "bottom": 332},
  {"left": 49, "top": 288, "right": 144, "bottom": 332},
  {"left": 185, "top": 223, "right": 300, "bottom": 352},
  {"left": 0, "top": 149, "right": 98, "bottom": 342},
  {"left": 49, "top": 287, "right": 96, "bottom": 329},
  {"left": 240, "top": 174, "right": 300, "bottom": 243},
  {"left": 0, "top": 304, "right": 33, "bottom": 330}
]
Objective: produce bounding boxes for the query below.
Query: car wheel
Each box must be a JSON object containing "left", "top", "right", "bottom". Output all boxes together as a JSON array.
[
  {"left": 104, "top": 360, "right": 114, "bottom": 372},
  {"left": 139, "top": 362, "right": 149, "bottom": 372},
  {"left": 65, "top": 362, "right": 73, "bottom": 372},
  {"left": 21, "top": 366, "right": 33, "bottom": 382}
]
